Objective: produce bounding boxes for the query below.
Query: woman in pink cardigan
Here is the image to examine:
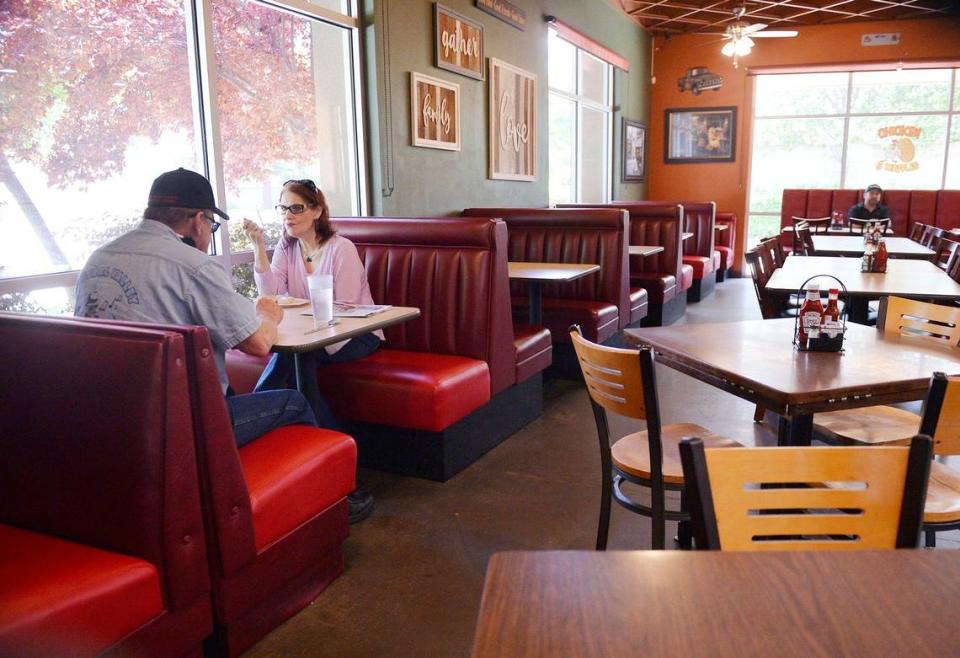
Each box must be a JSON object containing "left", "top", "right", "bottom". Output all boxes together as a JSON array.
[{"left": 242, "top": 179, "right": 383, "bottom": 423}]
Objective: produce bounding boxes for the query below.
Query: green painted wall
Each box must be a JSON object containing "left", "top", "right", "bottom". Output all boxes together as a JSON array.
[{"left": 362, "top": 0, "right": 650, "bottom": 216}]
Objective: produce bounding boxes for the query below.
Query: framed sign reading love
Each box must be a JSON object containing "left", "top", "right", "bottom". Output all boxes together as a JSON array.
[
  {"left": 488, "top": 58, "right": 536, "bottom": 181},
  {"left": 434, "top": 3, "right": 484, "bottom": 80},
  {"left": 410, "top": 72, "right": 461, "bottom": 151}
]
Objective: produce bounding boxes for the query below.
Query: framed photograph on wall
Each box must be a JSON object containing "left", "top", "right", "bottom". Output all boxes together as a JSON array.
[
  {"left": 664, "top": 106, "right": 736, "bottom": 164},
  {"left": 488, "top": 57, "right": 536, "bottom": 181},
  {"left": 622, "top": 118, "right": 646, "bottom": 182},
  {"left": 434, "top": 3, "right": 484, "bottom": 80},
  {"left": 410, "top": 72, "right": 461, "bottom": 151}
]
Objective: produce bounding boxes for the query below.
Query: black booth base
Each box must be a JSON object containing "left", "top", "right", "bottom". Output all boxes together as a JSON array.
[
  {"left": 348, "top": 374, "right": 543, "bottom": 481},
  {"left": 687, "top": 272, "right": 717, "bottom": 302},
  {"left": 640, "top": 294, "right": 687, "bottom": 327}
]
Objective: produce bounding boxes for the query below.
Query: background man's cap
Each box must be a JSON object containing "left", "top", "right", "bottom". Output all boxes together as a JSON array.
[
  {"left": 865, "top": 183, "right": 883, "bottom": 193},
  {"left": 148, "top": 168, "right": 229, "bottom": 220}
]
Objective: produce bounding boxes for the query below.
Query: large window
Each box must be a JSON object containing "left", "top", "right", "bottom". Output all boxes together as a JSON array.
[
  {"left": 746, "top": 68, "right": 960, "bottom": 247},
  {"left": 0, "top": 0, "right": 364, "bottom": 311},
  {"left": 548, "top": 29, "right": 613, "bottom": 205}
]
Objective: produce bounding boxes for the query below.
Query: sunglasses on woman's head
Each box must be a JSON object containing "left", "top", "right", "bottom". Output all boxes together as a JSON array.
[{"left": 283, "top": 179, "right": 318, "bottom": 192}]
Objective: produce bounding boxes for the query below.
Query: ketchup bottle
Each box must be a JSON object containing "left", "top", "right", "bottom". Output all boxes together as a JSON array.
[
  {"left": 874, "top": 236, "right": 888, "bottom": 273},
  {"left": 823, "top": 288, "right": 840, "bottom": 323},
  {"left": 797, "top": 283, "right": 824, "bottom": 346}
]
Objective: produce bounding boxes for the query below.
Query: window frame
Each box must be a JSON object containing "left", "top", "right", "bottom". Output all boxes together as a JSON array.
[
  {"left": 0, "top": 0, "right": 366, "bottom": 297},
  {"left": 548, "top": 28, "right": 614, "bottom": 205},
  {"left": 745, "top": 67, "right": 959, "bottom": 247}
]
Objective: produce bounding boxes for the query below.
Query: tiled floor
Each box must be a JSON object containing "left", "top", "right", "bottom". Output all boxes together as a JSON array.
[{"left": 248, "top": 278, "right": 957, "bottom": 658}]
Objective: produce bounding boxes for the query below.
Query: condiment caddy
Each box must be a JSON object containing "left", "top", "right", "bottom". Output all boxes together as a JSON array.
[
  {"left": 793, "top": 275, "right": 847, "bottom": 353},
  {"left": 861, "top": 226, "right": 888, "bottom": 273}
]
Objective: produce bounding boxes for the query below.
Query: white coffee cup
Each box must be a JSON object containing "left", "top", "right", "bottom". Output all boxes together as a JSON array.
[{"left": 307, "top": 273, "right": 333, "bottom": 328}]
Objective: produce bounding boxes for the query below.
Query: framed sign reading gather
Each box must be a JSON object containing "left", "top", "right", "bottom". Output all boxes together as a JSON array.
[
  {"left": 434, "top": 3, "right": 484, "bottom": 80},
  {"left": 488, "top": 57, "right": 536, "bottom": 181},
  {"left": 410, "top": 71, "right": 461, "bottom": 151}
]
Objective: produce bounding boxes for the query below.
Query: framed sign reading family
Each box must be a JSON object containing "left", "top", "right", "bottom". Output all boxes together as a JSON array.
[
  {"left": 488, "top": 58, "right": 536, "bottom": 181},
  {"left": 434, "top": 3, "right": 484, "bottom": 80},
  {"left": 410, "top": 72, "right": 461, "bottom": 151}
]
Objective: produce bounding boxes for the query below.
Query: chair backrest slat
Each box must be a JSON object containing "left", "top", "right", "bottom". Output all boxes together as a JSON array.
[
  {"left": 849, "top": 217, "right": 891, "bottom": 235},
  {"left": 879, "top": 296, "right": 960, "bottom": 347},
  {"left": 910, "top": 222, "right": 926, "bottom": 242},
  {"left": 920, "top": 373, "right": 960, "bottom": 456},
  {"left": 680, "top": 437, "right": 932, "bottom": 551},
  {"left": 571, "top": 328, "right": 647, "bottom": 420}
]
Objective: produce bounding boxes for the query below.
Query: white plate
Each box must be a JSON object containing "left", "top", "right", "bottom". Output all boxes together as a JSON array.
[{"left": 277, "top": 296, "right": 309, "bottom": 308}]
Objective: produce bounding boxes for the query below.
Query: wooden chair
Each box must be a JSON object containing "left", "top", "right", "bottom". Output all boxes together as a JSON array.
[
  {"left": 849, "top": 217, "right": 891, "bottom": 235},
  {"left": 570, "top": 326, "right": 741, "bottom": 550},
  {"left": 758, "top": 234, "right": 787, "bottom": 268},
  {"left": 917, "top": 372, "right": 960, "bottom": 547},
  {"left": 745, "top": 248, "right": 788, "bottom": 320},
  {"left": 950, "top": 251, "right": 960, "bottom": 284},
  {"left": 679, "top": 436, "right": 932, "bottom": 551},
  {"left": 791, "top": 216, "right": 830, "bottom": 251},
  {"left": 910, "top": 222, "right": 926, "bottom": 242},
  {"left": 932, "top": 236, "right": 960, "bottom": 272},
  {"left": 793, "top": 222, "right": 816, "bottom": 256},
  {"left": 813, "top": 296, "right": 960, "bottom": 446},
  {"left": 921, "top": 225, "right": 945, "bottom": 249}
]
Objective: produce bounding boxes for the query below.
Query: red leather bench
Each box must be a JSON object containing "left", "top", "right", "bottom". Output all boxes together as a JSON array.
[
  {"left": 89, "top": 319, "right": 357, "bottom": 657},
  {"left": 568, "top": 203, "right": 692, "bottom": 326},
  {"left": 461, "top": 207, "right": 642, "bottom": 336},
  {"left": 715, "top": 211, "right": 737, "bottom": 281},
  {"left": 781, "top": 188, "right": 960, "bottom": 239},
  {"left": 230, "top": 216, "right": 551, "bottom": 481},
  {"left": 0, "top": 314, "right": 212, "bottom": 658}
]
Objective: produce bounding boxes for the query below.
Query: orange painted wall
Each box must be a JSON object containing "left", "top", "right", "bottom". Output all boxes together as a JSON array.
[{"left": 646, "top": 16, "right": 960, "bottom": 270}]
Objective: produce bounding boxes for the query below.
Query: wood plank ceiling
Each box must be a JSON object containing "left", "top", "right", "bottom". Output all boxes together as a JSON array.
[{"left": 616, "top": 0, "right": 960, "bottom": 34}]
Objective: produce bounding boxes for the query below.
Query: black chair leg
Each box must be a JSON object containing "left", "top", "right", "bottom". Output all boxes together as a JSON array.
[
  {"left": 677, "top": 490, "right": 692, "bottom": 549},
  {"left": 925, "top": 528, "right": 937, "bottom": 548},
  {"left": 596, "top": 476, "right": 612, "bottom": 551},
  {"left": 651, "top": 488, "right": 666, "bottom": 550}
]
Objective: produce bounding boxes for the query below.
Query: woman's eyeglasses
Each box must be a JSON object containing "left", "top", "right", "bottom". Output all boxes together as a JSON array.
[{"left": 275, "top": 203, "right": 307, "bottom": 216}]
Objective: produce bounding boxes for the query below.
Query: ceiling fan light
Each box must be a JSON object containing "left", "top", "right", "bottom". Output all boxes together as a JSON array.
[
  {"left": 741, "top": 36, "right": 755, "bottom": 48},
  {"left": 734, "top": 39, "right": 752, "bottom": 56},
  {"left": 721, "top": 41, "right": 736, "bottom": 56}
]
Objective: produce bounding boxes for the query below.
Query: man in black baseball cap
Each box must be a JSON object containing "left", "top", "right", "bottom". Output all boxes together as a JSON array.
[
  {"left": 75, "top": 168, "right": 318, "bottom": 448},
  {"left": 847, "top": 183, "right": 890, "bottom": 221},
  {"left": 148, "top": 167, "right": 230, "bottom": 220}
]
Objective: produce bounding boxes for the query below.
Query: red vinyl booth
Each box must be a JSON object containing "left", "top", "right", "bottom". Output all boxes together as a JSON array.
[
  {"left": 229, "top": 216, "right": 551, "bottom": 481},
  {"left": 781, "top": 188, "right": 960, "bottom": 239},
  {"left": 715, "top": 211, "right": 737, "bottom": 280},
  {"left": 0, "top": 314, "right": 212, "bottom": 658},
  {"left": 84, "top": 320, "right": 357, "bottom": 657},
  {"left": 461, "top": 207, "right": 643, "bottom": 336}
]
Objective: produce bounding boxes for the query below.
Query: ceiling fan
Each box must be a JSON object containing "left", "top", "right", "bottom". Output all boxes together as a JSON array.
[{"left": 706, "top": 5, "right": 798, "bottom": 68}]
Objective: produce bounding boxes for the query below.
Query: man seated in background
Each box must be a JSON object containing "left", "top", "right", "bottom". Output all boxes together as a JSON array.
[
  {"left": 847, "top": 183, "right": 890, "bottom": 220},
  {"left": 74, "top": 168, "right": 317, "bottom": 447}
]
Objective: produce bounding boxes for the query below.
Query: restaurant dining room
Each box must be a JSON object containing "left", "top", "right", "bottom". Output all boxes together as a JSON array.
[{"left": 4, "top": 0, "right": 960, "bottom": 656}]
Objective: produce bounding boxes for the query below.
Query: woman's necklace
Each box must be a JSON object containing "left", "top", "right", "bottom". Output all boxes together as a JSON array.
[{"left": 303, "top": 240, "right": 323, "bottom": 264}]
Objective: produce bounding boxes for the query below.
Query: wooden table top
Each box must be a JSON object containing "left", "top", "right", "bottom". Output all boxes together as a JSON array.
[
  {"left": 273, "top": 305, "right": 420, "bottom": 353},
  {"left": 507, "top": 262, "right": 600, "bottom": 282},
  {"left": 625, "top": 318, "right": 960, "bottom": 415},
  {"left": 813, "top": 236, "right": 934, "bottom": 258},
  {"left": 682, "top": 232, "right": 694, "bottom": 241},
  {"left": 781, "top": 225, "right": 894, "bottom": 236},
  {"left": 471, "top": 550, "right": 960, "bottom": 658},
  {"left": 766, "top": 256, "right": 960, "bottom": 301},
  {"left": 628, "top": 245, "right": 665, "bottom": 257}
]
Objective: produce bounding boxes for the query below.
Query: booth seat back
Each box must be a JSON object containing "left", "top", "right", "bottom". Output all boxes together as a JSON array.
[
  {"left": 0, "top": 313, "right": 209, "bottom": 612},
  {"left": 716, "top": 211, "right": 738, "bottom": 250},
  {"left": 332, "top": 216, "right": 515, "bottom": 395},
  {"left": 461, "top": 207, "right": 630, "bottom": 327},
  {"left": 594, "top": 203, "right": 685, "bottom": 279},
  {"left": 781, "top": 188, "right": 959, "bottom": 235},
  {"left": 616, "top": 200, "right": 715, "bottom": 259}
]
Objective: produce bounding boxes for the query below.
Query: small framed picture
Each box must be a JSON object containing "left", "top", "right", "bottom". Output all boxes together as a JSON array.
[
  {"left": 622, "top": 118, "right": 646, "bottom": 182},
  {"left": 410, "top": 71, "right": 461, "bottom": 151},
  {"left": 664, "top": 106, "right": 736, "bottom": 163}
]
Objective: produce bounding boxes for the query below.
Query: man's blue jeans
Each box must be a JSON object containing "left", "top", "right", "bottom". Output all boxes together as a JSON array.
[
  {"left": 253, "top": 333, "right": 381, "bottom": 431},
  {"left": 226, "top": 389, "right": 317, "bottom": 448}
]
